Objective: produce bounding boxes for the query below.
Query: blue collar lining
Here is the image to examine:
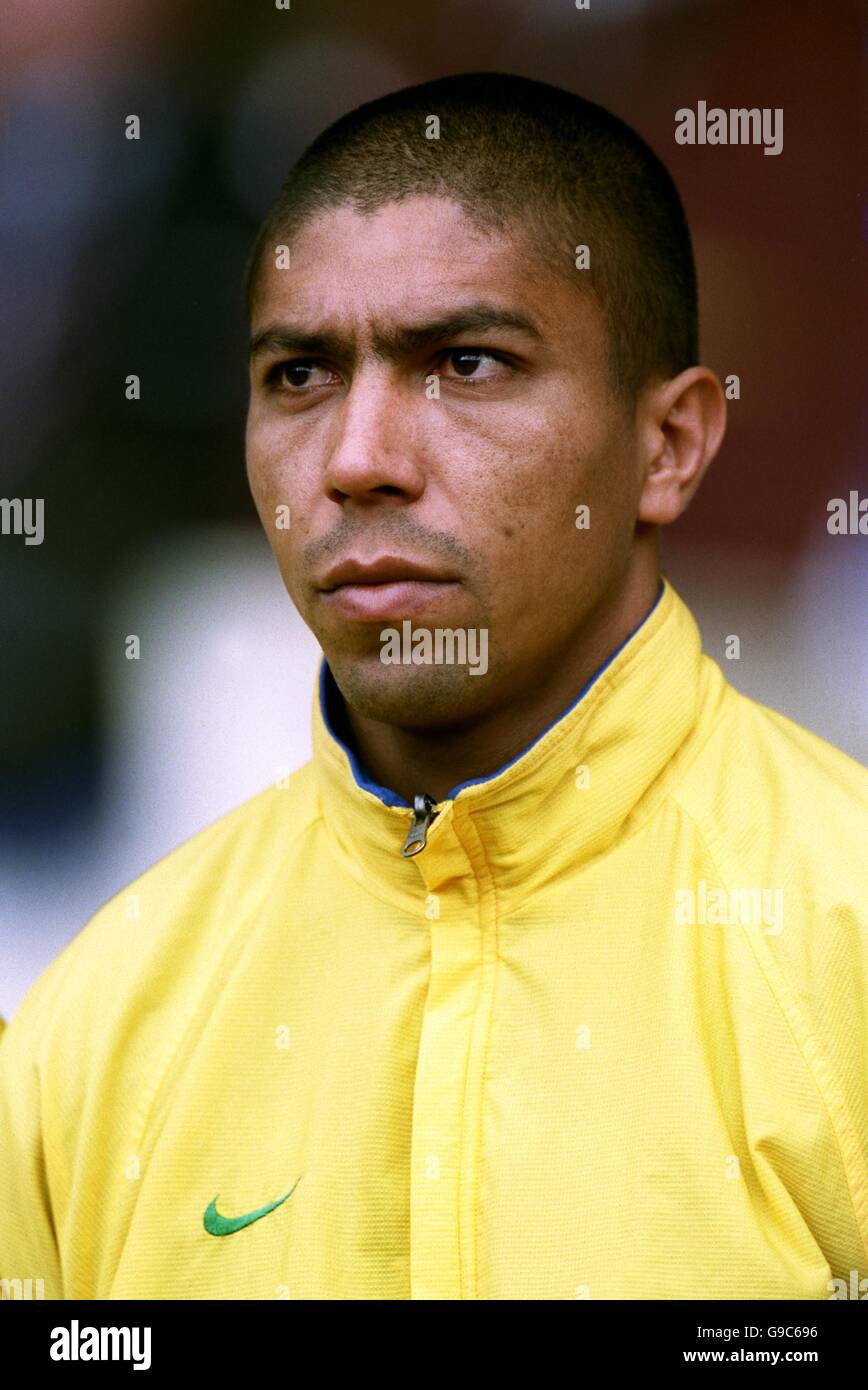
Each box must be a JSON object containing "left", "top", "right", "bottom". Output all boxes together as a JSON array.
[{"left": 319, "top": 578, "right": 665, "bottom": 810}]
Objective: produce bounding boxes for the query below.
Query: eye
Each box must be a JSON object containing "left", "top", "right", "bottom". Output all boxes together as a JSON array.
[
  {"left": 267, "top": 360, "right": 340, "bottom": 391},
  {"left": 439, "top": 348, "right": 509, "bottom": 381}
]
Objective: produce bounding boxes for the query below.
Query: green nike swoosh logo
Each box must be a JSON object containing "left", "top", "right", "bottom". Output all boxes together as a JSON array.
[{"left": 203, "top": 1175, "right": 302, "bottom": 1237}]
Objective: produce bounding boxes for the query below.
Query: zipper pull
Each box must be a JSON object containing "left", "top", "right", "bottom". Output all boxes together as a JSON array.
[{"left": 401, "top": 793, "right": 438, "bottom": 857}]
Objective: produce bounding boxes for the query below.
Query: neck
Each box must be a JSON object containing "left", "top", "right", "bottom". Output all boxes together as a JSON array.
[{"left": 336, "top": 559, "right": 662, "bottom": 805}]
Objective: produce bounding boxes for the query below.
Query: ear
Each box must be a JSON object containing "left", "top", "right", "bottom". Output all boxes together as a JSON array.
[{"left": 636, "top": 367, "right": 727, "bottom": 524}]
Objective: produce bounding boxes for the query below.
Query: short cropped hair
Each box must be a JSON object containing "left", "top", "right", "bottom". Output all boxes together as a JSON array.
[{"left": 244, "top": 72, "right": 699, "bottom": 401}]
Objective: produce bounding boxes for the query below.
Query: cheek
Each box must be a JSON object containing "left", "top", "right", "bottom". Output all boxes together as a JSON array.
[
  {"left": 246, "top": 415, "right": 310, "bottom": 531},
  {"left": 244, "top": 413, "right": 274, "bottom": 511},
  {"left": 457, "top": 409, "right": 627, "bottom": 626},
  {"left": 244, "top": 425, "right": 309, "bottom": 601},
  {"left": 456, "top": 412, "right": 589, "bottom": 556}
]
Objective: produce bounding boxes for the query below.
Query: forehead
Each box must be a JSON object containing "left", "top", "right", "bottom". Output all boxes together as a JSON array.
[{"left": 250, "top": 195, "right": 602, "bottom": 350}]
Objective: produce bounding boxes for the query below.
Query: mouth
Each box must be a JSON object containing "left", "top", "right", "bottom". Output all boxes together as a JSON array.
[
  {"left": 321, "top": 578, "right": 459, "bottom": 621},
  {"left": 316, "top": 556, "right": 460, "bottom": 622}
]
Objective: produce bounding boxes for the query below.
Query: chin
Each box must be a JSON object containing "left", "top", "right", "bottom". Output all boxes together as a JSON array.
[{"left": 330, "top": 655, "right": 493, "bottom": 730}]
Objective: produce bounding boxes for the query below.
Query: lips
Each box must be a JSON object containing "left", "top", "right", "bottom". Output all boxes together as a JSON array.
[
  {"left": 319, "top": 555, "right": 455, "bottom": 590},
  {"left": 317, "top": 555, "right": 459, "bottom": 621}
]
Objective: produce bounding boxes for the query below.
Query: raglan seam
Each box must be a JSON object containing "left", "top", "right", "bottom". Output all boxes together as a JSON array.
[
  {"left": 99, "top": 800, "right": 322, "bottom": 1294},
  {"left": 130, "top": 801, "right": 321, "bottom": 1163},
  {"left": 12, "top": 924, "right": 105, "bottom": 1286},
  {"left": 495, "top": 661, "right": 736, "bottom": 919}
]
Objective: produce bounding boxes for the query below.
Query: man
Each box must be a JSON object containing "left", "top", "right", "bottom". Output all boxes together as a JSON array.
[{"left": 1, "top": 73, "right": 865, "bottom": 1301}]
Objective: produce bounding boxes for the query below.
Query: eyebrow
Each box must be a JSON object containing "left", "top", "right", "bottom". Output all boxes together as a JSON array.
[{"left": 248, "top": 303, "right": 544, "bottom": 365}]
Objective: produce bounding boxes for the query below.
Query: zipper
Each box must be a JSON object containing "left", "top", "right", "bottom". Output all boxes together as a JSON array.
[{"left": 401, "top": 792, "right": 439, "bottom": 857}]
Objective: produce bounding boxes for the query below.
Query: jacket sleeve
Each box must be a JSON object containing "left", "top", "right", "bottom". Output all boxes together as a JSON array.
[
  {"left": 0, "top": 957, "right": 72, "bottom": 1302},
  {"left": 753, "top": 834, "right": 868, "bottom": 1280}
]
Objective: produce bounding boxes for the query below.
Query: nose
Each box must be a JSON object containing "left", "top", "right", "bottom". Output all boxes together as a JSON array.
[{"left": 323, "top": 368, "right": 426, "bottom": 507}]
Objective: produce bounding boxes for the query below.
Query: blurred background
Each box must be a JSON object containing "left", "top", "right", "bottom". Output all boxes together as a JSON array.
[{"left": 0, "top": 0, "right": 865, "bottom": 1017}]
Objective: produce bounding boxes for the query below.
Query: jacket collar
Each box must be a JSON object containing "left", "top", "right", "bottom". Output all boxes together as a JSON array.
[{"left": 311, "top": 577, "right": 710, "bottom": 913}]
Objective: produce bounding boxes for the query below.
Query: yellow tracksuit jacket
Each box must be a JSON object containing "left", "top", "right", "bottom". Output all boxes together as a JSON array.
[{"left": 1, "top": 577, "right": 866, "bottom": 1300}]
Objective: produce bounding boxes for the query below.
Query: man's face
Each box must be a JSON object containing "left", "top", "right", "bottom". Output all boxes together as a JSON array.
[{"left": 246, "top": 195, "right": 643, "bottom": 728}]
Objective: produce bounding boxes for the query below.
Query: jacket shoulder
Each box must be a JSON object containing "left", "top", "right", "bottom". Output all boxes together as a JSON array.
[
  {"left": 677, "top": 681, "right": 867, "bottom": 878},
  {"left": 676, "top": 681, "right": 868, "bottom": 1261},
  {"left": 0, "top": 760, "right": 320, "bottom": 1054}
]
